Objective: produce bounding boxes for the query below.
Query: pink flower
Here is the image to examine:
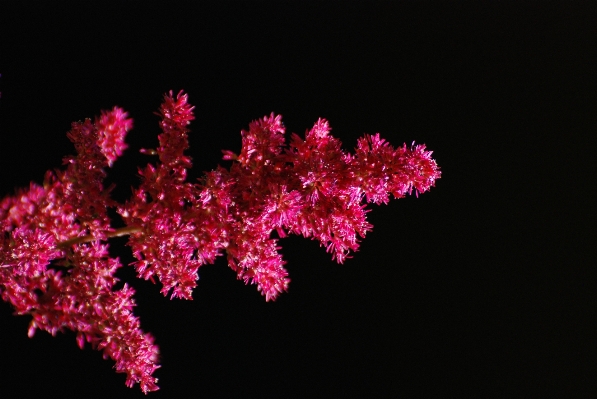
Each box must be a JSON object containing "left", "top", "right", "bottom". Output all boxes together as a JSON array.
[
  {"left": 96, "top": 107, "right": 132, "bottom": 167},
  {"left": 0, "top": 90, "right": 440, "bottom": 393}
]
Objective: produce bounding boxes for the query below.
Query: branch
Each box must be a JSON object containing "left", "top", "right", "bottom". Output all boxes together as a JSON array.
[{"left": 56, "top": 225, "right": 142, "bottom": 249}]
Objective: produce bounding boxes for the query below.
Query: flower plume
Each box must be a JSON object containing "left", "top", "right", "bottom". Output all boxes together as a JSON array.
[{"left": 0, "top": 91, "right": 440, "bottom": 393}]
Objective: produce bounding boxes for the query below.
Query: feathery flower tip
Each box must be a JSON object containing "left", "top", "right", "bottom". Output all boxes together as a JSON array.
[
  {"left": 307, "top": 118, "right": 331, "bottom": 139},
  {"left": 96, "top": 107, "right": 132, "bottom": 166}
]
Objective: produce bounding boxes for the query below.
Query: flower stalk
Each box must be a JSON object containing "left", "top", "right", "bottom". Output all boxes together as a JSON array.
[{"left": 57, "top": 226, "right": 143, "bottom": 249}]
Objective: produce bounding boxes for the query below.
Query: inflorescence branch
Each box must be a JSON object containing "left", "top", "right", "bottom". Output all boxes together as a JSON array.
[{"left": 0, "top": 91, "right": 440, "bottom": 393}]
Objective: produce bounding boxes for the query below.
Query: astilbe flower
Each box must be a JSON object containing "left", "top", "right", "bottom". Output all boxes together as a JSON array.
[{"left": 0, "top": 90, "right": 441, "bottom": 393}]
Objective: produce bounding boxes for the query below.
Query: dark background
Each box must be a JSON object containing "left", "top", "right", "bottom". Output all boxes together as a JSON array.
[{"left": 0, "top": 1, "right": 595, "bottom": 397}]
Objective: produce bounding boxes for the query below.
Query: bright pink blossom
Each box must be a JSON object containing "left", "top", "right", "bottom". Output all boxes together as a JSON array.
[{"left": 0, "top": 91, "right": 440, "bottom": 393}]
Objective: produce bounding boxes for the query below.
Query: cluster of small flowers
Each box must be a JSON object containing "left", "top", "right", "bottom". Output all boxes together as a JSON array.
[
  {"left": 0, "top": 91, "right": 440, "bottom": 393},
  {"left": 0, "top": 105, "right": 159, "bottom": 392}
]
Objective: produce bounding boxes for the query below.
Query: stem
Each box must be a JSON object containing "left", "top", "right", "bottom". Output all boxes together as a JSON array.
[{"left": 57, "top": 225, "right": 142, "bottom": 249}]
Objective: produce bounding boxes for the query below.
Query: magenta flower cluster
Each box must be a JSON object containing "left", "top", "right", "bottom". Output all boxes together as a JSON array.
[{"left": 0, "top": 91, "right": 440, "bottom": 393}]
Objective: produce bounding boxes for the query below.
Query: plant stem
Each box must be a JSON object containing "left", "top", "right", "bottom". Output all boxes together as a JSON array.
[{"left": 57, "top": 225, "right": 142, "bottom": 249}]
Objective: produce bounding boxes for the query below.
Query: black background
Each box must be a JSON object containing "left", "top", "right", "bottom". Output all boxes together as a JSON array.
[{"left": 0, "top": 1, "right": 595, "bottom": 397}]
